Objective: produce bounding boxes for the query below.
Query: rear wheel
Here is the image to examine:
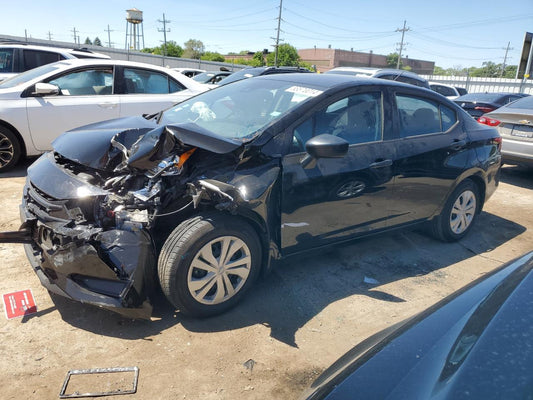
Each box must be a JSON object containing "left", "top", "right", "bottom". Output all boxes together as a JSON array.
[
  {"left": 158, "top": 213, "right": 262, "bottom": 317},
  {"left": 0, "top": 127, "right": 21, "bottom": 172},
  {"left": 431, "top": 179, "right": 479, "bottom": 242}
]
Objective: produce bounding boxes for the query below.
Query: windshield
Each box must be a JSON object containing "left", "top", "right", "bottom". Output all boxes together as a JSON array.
[
  {"left": 0, "top": 62, "right": 61, "bottom": 88},
  {"left": 160, "top": 76, "right": 323, "bottom": 141}
]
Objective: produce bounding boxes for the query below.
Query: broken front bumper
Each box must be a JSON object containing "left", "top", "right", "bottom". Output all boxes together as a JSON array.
[{"left": 18, "top": 154, "right": 156, "bottom": 319}]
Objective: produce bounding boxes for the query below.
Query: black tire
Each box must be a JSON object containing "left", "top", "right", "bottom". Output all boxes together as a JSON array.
[
  {"left": 430, "top": 179, "right": 480, "bottom": 242},
  {"left": 158, "top": 213, "right": 262, "bottom": 317},
  {"left": 0, "top": 126, "right": 22, "bottom": 172}
]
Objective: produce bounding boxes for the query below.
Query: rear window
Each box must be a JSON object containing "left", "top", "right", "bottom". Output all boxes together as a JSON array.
[
  {"left": 457, "top": 93, "right": 506, "bottom": 102},
  {"left": 507, "top": 95, "right": 533, "bottom": 109}
]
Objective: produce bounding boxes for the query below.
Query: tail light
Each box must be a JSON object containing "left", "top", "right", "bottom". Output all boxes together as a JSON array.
[
  {"left": 474, "top": 106, "right": 496, "bottom": 113},
  {"left": 478, "top": 116, "right": 501, "bottom": 126}
]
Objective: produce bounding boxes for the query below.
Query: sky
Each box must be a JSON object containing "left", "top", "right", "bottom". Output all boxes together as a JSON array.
[{"left": 2, "top": 0, "right": 533, "bottom": 69}]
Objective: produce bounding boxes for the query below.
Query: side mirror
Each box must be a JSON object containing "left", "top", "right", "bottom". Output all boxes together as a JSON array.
[
  {"left": 301, "top": 134, "right": 348, "bottom": 168},
  {"left": 33, "top": 82, "right": 59, "bottom": 96}
]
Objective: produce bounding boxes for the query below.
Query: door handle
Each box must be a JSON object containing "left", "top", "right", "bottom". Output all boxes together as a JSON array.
[
  {"left": 98, "top": 102, "right": 118, "bottom": 109},
  {"left": 369, "top": 159, "right": 392, "bottom": 168},
  {"left": 451, "top": 139, "right": 466, "bottom": 150}
]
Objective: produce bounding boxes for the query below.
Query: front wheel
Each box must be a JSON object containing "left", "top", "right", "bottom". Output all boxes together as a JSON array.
[
  {"left": 158, "top": 213, "right": 262, "bottom": 317},
  {"left": 430, "top": 179, "right": 480, "bottom": 242}
]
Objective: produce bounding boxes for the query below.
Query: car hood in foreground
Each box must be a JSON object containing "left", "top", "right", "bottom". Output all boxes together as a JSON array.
[
  {"left": 303, "top": 252, "right": 533, "bottom": 400},
  {"left": 52, "top": 116, "right": 243, "bottom": 172}
]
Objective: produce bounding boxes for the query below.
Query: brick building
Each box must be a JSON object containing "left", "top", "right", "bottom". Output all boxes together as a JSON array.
[{"left": 298, "top": 48, "right": 435, "bottom": 75}]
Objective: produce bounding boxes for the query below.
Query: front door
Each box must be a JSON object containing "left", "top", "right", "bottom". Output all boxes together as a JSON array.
[
  {"left": 280, "top": 89, "right": 396, "bottom": 254},
  {"left": 26, "top": 66, "right": 118, "bottom": 151}
]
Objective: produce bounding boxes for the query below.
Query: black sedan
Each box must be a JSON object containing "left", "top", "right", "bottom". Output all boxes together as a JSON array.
[
  {"left": 302, "top": 251, "right": 533, "bottom": 400},
  {"left": 2, "top": 74, "right": 501, "bottom": 318},
  {"left": 454, "top": 92, "right": 528, "bottom": 120}
]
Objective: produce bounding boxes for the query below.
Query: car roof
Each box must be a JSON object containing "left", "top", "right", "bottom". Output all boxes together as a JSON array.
[
  {"left": 0, "top": 43, "right": 110, "bottom": 59},
  {"left": 252, "top": 72, "right": 431, "bottom": 92}
]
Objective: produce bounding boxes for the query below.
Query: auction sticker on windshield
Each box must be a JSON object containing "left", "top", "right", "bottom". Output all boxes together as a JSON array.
[
  {"left": 3, "top": 289, "right": 37, "bottom": 319},
  {"left": 286, "top": 86, "right": 323, "bottom": 98}
]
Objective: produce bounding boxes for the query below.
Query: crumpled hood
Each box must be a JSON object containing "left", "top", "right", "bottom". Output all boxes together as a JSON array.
[{"left": 52, "top": 116, "right": 243, "bottom": 171}]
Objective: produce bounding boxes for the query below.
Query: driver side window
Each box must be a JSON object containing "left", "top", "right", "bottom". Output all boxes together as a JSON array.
[{"left": 291, "top": 91, "right": 383, "bottom": 152}]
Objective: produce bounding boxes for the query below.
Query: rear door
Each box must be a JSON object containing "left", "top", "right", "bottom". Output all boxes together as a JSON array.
[
  {"left": 387, "top": 89, "right": 468, "bottom": 226},
  {"left": 281, "top": 86, "right": 396, "bottom": 254},
  {"left": 116, "top": 66, "right": 190, "bottom": 116},
  {"left": 26, "top": 65, "right": 118, "bottom": 151}
]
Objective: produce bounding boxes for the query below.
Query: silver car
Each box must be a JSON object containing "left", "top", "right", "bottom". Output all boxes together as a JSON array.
[{"left": 481, "top": 95, "right": 533, "bottom": 168}]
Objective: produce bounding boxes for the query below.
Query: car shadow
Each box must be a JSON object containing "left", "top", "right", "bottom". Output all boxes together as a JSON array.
[
  {"left": 0, "top": 157, "right": 37, "bottom": 178},
  {"left": 500, "top": 165, "right": 533, "bottom": 189},
  {"left": 48, "top": 210, "right": 525, "bottom": 347}
]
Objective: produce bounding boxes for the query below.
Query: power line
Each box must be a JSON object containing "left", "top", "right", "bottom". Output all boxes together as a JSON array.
[
  {"left": 273, "top": 0, "right": 283, "bottom": 67},
  {"left": 395, "top": 20, "right": 409, "bottom": 69},
  {"left": 105, "top": 25, "right": 114, "bottom": 48},
  {"left": 158, "top": 13, "right": 171, "bottom": 56},
  {"left": 501, "top": 41, "right": 514, "bottom": 77}
]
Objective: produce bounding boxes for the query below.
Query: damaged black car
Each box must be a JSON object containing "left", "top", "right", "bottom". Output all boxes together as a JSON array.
[{"left": 1, "top": 74, "right": 501, "bottom": 318}]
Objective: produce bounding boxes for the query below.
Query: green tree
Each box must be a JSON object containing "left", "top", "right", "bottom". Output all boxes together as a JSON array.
[
  {"left": 93, "top": 37, "right": 102, "bottom": 46},
  {"left": 84, "top": 37, "right": 92, "bottom": 45},
  {"left": 141, "top": 41, "right": 183, "bottom": 57},
  {"left": 183, "top": 39, "right": 205, "bottom": 59},
  {"left": 503, "top": 65, "right": 517, "bottom": 79},
  {"left": 386, "top": 53, "right": 400, "bottom": 69},
  {"left": 201, "top": 51, "right": 225, "bottom": 62},
  {"left": 251, "top": 51, "right": 265, "bottom": 67},
  {"left": 266, "top": 43, "right": 300, "bottom": 66}
]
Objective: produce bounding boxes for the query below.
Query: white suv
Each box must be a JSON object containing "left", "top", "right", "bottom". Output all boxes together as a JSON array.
[{"left": 0, "top": 43, "right": 110, "bottom": 81}]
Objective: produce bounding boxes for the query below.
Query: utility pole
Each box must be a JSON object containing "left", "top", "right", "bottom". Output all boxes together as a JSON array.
[
  {"left": 71, "top": 27, "right": 78, "bottom": 44},
  {"left": 500, "top": 41, "right": 513, "bottom": 77},
  {"left": 395, "top": 20, "right": 409, "bottom": 69},
  {"left": 47, "top": 31, "right": 52, "bottom": 41},
  {"left": 105, "top": 25, "right": 114, "bottom": 48},
  {"left": 274, "top": 0, "right": 283, "bottom": 67},
  {"left": 158, "top": 13, "right": 171, "bottom": 56}
]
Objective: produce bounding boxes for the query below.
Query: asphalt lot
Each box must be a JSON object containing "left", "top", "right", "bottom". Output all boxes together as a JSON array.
[{"left": 0, "top": 160, "right": 531, "bottom": 399}]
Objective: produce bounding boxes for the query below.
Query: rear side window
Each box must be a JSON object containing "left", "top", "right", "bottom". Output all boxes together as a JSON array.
[
  {"left": 124, "top": 68, "right": 185, "bottom": 94},
  {"left": 23, "top": 50, "right": 63, "bottom": 71},
  {"left": 396, "top": 94, "right": 456, "bottom": 137},
  {"left": 0, "top": 49, "right": 14, "bottom": 73}
]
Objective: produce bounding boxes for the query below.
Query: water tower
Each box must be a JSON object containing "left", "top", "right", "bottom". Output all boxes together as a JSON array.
[{"left": 125, "top": 8, "right": 145, "bottom": 51}]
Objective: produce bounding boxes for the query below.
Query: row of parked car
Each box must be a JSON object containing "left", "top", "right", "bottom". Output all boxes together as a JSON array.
[{"left": 0, "top": 41, "right": 531, "bottom": 399}]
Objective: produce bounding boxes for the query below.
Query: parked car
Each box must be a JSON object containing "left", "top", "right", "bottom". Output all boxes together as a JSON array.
[
  {"left": 301, "top": 251, "right": 533, "bottom": 400},
  {"left": 325, "top": 67, "right": 430, "bottom": 88},
  {"left": 429, "top": 82, "right": 467, "bottom": 99},
  {"left": 2, "top": 74, "right": 501, "bottom": 319},
  {"left": 0, "top": 43, "right": 110, "bottom": 81},
  {"left": 0, "top": 58, "right": 208, "bottom": 170},
  {"left": 454, "top": 92, "right": 529, "bottom": 120},
  {"left": 478, "top": 95, "right": 533, "bottom": 167},
  {"left": 192, "top": 70, "right": 233, "bottom": 85},
  {"left": 217, "top": 66, "right": 311, "bottom": 86},
  {"left": 172, "top": 68, "right": 206, "bottom": 78}
]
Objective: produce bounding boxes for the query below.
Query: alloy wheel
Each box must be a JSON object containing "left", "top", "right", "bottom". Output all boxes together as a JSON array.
[{"left": 0, "top": 132, "right": 14, "bottom": 168}]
